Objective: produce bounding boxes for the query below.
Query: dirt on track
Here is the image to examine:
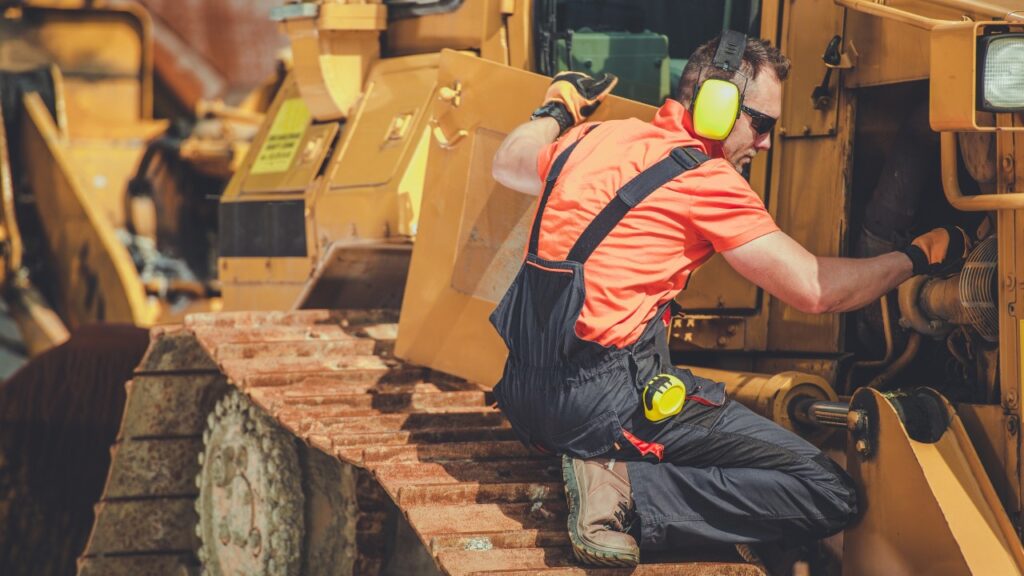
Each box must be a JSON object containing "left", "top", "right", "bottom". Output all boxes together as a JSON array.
[{"left": 0, "top": 324, "right": 149, "bottom": 576}]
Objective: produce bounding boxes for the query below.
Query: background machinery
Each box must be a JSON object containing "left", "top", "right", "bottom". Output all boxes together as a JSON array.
[
  {"left": 2, "top": 0, "right": 1024, "bottom": 574},
  {"left": 0, "top": 0, "right": 287, "bottom": 572}
]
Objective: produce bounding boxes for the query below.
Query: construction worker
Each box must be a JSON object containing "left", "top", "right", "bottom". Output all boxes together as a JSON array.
[{"left": 490, "top": 31, "right": 970, "bottom": 567}]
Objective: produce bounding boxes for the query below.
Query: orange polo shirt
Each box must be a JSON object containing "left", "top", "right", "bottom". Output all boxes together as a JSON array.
[{"left": 534, "top": 99, "right": 778, "bottom": 348}]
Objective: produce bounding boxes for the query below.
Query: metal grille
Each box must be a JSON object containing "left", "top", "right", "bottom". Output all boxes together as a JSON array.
[{"left": 959, "top": 236, "right": 999, "bottom": 342}]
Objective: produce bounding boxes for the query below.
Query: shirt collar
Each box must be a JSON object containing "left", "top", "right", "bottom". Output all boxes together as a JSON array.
[{"left": 652, "top": 98, "right": 725, "bottom": 158}]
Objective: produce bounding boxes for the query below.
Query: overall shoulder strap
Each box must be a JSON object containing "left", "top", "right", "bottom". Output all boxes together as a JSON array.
[
  {"left": 566, "top": 147, "right": 707, "bottom": 264},
  {"left": 528, "top": 124, "right": 598, "bottom": 256}
]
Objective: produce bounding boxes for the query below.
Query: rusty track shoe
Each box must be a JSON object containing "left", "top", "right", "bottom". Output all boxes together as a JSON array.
[{"left": 562, "top": 455, "right": 640, "bottom": 567}]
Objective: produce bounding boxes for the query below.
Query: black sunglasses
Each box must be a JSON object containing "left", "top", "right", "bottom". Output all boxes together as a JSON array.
[{"left": 739, "top": 104, "right": 777, "bottom": 135}]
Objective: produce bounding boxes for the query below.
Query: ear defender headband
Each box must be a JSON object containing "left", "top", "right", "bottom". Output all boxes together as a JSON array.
[{"left": 691, "top": 30, "right": 748, "bottom": 141}]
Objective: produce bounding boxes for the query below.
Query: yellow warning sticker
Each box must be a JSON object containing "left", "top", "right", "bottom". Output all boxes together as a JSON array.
[{"left": 250, "top": 98, "right": 311, "bottom": 175}]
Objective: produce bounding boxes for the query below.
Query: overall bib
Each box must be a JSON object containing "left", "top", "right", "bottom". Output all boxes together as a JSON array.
[
  {"left": 490, "top": 132, "right": 858, "bottom": 548},
  {"left": 490, "top": 133, "right": 721, "bottom": 459}
]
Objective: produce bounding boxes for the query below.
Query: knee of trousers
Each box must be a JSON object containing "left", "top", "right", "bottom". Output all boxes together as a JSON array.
[{"left": 812, "top": 453, "right": 859, "bottom": 533}]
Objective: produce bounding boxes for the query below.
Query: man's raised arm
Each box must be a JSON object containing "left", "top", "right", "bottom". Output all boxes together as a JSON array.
[
  {"left": 492, "top": 71, "right": 618, "bottom": 196},
  {"left": 492, "top": 117, "right": 561, "bottom": 196}
]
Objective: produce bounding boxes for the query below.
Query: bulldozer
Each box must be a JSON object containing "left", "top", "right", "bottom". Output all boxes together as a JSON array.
[{"left": 4, "top": 0, "right": 1024, "bottom": 574}]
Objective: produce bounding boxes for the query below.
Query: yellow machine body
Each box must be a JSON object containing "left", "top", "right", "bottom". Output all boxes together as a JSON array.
[
  {"left": 0, "top": 2, "right": 163, "bottom": 352},
  {"left": 217, "top": 1, "right": 540, "bottom": 315}
]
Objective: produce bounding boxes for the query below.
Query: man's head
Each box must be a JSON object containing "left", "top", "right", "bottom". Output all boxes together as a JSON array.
[{"left": 677, "top": 35, "right": 790, "bottom": 172}]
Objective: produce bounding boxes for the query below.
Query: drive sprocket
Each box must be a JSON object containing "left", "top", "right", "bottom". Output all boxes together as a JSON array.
[{"left": 195, "top": 390, "right": 303, "bottom": 576}]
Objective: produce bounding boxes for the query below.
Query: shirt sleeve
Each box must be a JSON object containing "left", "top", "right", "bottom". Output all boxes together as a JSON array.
[{"left": 683, "top": 159, "right": 780, "bottom": 252}]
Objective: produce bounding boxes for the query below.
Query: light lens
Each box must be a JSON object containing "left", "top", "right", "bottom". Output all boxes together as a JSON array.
[{"left": 982, "top": 35, "right": 1024, "bottom": 111}]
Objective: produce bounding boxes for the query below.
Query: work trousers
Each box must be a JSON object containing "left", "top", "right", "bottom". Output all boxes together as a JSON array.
[
  {"left": 497, "top": 330, "right": 859, "bottom": 549},
  {"left": 609, "top": 330, "right": 859, "bottom": 549},
  {"left": 624, "top": 396, "right": 857, "bottom": 548}
]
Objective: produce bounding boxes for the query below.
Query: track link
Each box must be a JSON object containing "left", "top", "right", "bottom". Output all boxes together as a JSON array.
[{"left": 80, "top": 310, "right": 764, "bottom": 575}]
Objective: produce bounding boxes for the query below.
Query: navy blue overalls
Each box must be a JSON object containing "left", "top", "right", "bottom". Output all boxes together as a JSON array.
[{"left": 490, "top": 130, "right": 858, "bottom": 549}]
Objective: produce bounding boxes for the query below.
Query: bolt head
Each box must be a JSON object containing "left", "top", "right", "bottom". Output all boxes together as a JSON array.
[
  {"left": 847, "top": 411, "right": 865, "bottom": 432},
  {"left": 211, "top": 454, "right": 226, "bottom": 486},
  {"left": 236, "top": 446, "right": 248, "bottom": 470}
]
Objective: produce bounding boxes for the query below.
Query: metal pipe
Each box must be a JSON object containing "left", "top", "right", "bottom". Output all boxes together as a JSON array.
[
  {"left": 919, "top": 274, "right": 973, "bottom": 325},
  {"left": 899, "top": 275, "right": 949, "bottom": 337},
  {"left": 928, "top": 0, "right": 1024, "bottom": 21},
  {"left": 857, "top": 295, "right": 896, "bottom": 369},
  {"left": 867, "top": 332, "right": 923, "bottom": 390},
  {"left": 843, "top": 295, "right": 895, "bottom": 394},
  {"left": 683, "top": 366, "right": 837, "bottom": 441},
  {"left": 833, "top": 0, "right": 958, "bottom": 30},
  {"left": 791, "top": 399, "right": 850, "bottom": 428},
  {"left": 942, "top": 132, "right": 1024, "bottom": 211}
]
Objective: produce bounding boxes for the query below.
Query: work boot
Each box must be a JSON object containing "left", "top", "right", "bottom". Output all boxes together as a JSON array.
[{"left": 562, "top": 455, "right": 640, "bottom": 567}]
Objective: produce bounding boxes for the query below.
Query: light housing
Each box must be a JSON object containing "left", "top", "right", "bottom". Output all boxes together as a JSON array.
[
  {"left": 930, "top": 22, "right": 1024, "bottom": 132},
  {"left": 977, "top": 32, "right": 1024, "bottom": 112}
]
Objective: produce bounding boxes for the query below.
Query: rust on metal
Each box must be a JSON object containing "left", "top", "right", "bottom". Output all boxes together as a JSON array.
[{"left": 82, "top": 311, "right": 764, "bottom": 574}]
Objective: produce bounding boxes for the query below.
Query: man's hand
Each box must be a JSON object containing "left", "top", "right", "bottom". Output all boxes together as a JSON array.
[
  {"left": 534, "top": 71, "right": 618, "bottom": 133},
  {"left": 900, "top": 226, "right": 971, "bottom": 276}
]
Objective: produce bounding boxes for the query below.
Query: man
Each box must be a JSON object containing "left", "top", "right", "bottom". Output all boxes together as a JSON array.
[{"left": 489, "top": 33, "right": 967, "bottom": 567}]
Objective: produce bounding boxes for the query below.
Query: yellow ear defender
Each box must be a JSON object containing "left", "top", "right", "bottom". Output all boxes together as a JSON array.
[
  {"left": 642, "top": 373, "right": 687, "bottom": 422},
  {"left": 691, "top": 79, "right": 741, "bottom": 140},
  {"left": 691, "top": 29, "right": 748, "bottom": 141}
]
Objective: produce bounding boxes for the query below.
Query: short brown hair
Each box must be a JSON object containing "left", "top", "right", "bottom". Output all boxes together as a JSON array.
[{"left": 676, "top": 34, "right": 790, "bottom": 104}]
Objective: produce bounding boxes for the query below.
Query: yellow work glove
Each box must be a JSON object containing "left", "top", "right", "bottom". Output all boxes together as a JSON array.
[
  {"left": 531, "top": 71, "right": 618, "bottom": 133},
  {"left": 900, "top": 226, "right": 971, "bottom": 276}
]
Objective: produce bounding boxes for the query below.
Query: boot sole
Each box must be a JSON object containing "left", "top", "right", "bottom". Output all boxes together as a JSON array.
[{"left": 562, "top": 456, "right": 640, "bottom": 567}]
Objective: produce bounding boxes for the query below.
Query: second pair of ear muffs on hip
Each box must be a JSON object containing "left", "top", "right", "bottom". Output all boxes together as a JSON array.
[{"left": 690, "top": 29, "right": 751, "bottom": 141}]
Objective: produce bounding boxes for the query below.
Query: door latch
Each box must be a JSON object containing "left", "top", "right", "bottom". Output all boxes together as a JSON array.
[
  {"left": 811, "top": 35, "right": 855, "bottom": 110},
  {"left": 437, "top": 81, "right": 462, "bottom": 108}
]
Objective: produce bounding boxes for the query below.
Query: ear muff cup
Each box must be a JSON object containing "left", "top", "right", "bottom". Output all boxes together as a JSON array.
[{"left": 692, "top": 78, "right": 741, "bottom": 141}]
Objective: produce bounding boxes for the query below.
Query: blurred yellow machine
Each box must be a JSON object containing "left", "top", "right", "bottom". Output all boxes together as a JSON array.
[
  {"left": 0, "top": 0, "right": 284, "bottom": 359},
  {"left": 0, "top": 1, "right": 282, "bottom": 573},
  {"left": 4, "top": 0, "right": 1024, "bottom": 575}
]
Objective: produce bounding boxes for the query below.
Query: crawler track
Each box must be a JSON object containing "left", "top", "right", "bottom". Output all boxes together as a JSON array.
[{"left": 79, "top": 310, "right": 763, "bottom": 575}]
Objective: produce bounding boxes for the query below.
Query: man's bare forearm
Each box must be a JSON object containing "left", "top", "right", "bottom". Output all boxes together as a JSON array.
[
  {"left": 815, "top": 252, "right": 913, "bottom": 313},
  {"left": 724, "top": 231, "right": 916, "bottom": 315},
  {"left": 492, "top": 117, "right": 561, "bottom": 196}
]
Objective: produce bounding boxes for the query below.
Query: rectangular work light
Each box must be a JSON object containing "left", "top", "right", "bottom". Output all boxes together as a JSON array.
[
  {"left": 977, "top": 32, "right": 1024, "bottom": 112},
  {"left": 931, "top": 22, "right": 1024, "bottom": 132}
]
